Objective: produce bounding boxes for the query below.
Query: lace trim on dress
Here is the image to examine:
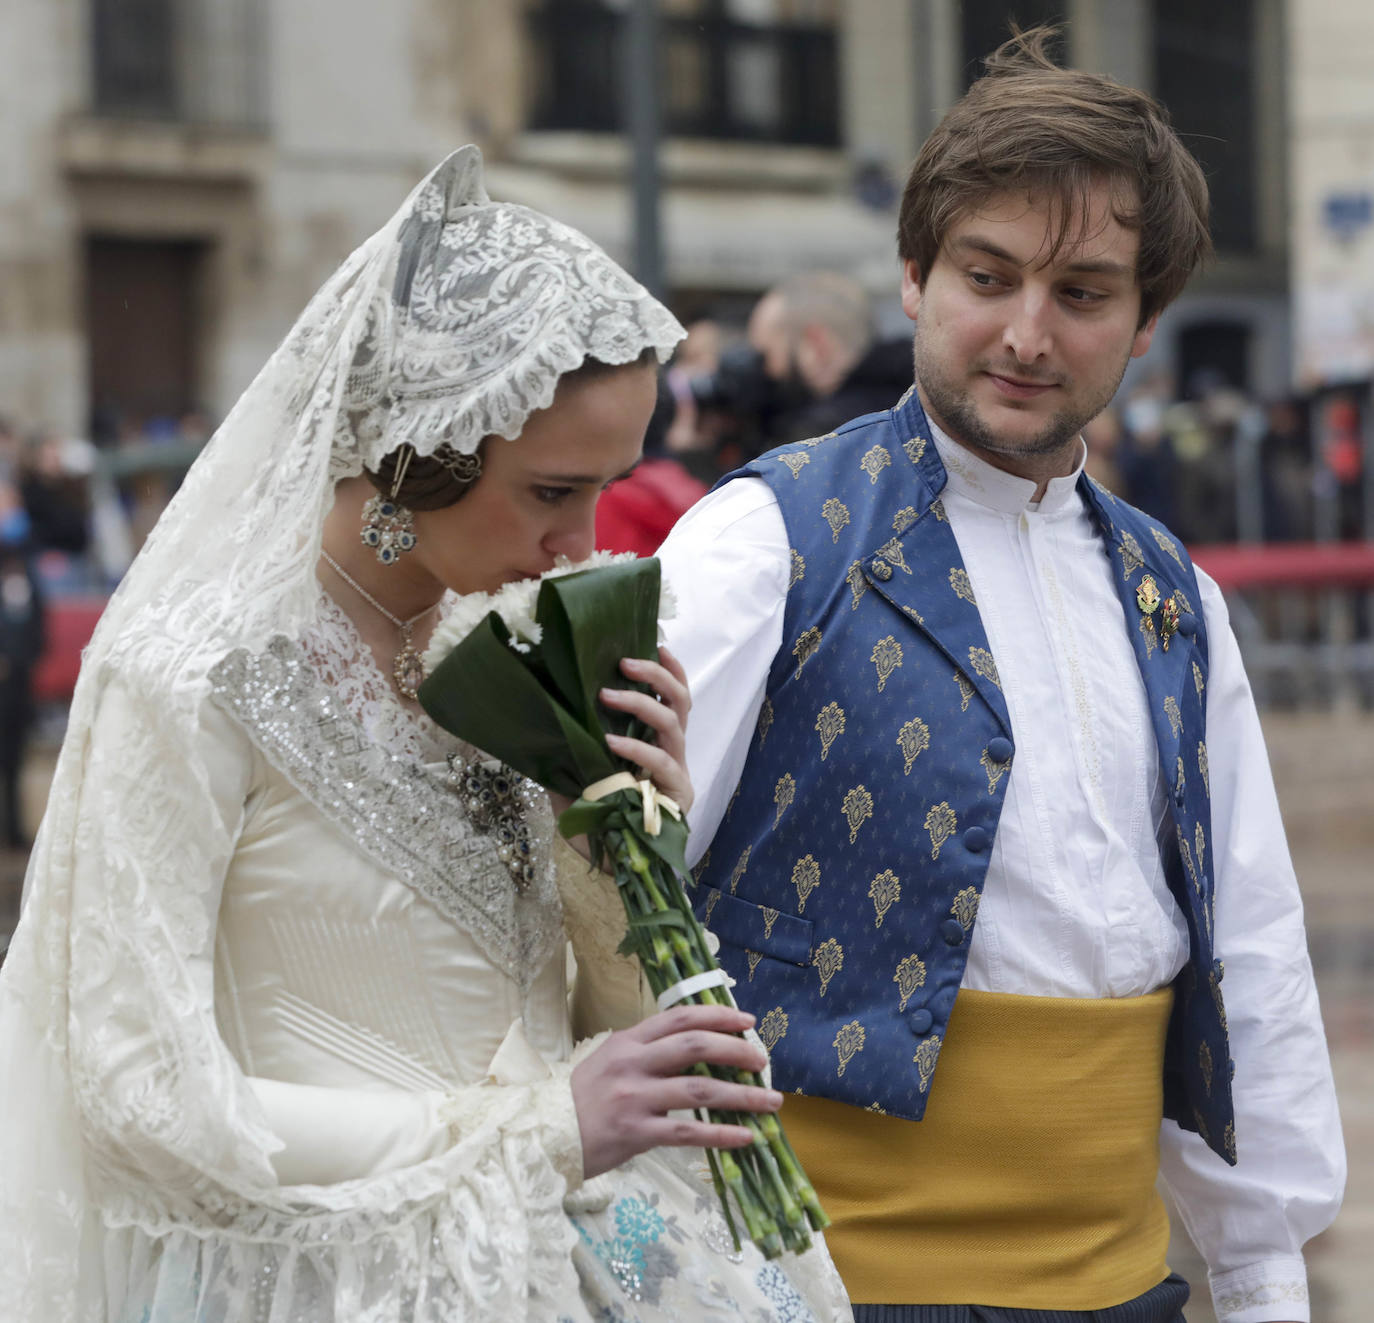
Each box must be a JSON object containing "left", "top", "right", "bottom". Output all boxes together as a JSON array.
[
  {"left": 301, "top": 588, "right": 451, "bottom": 764},
  {"left": 96, "top": 1098, "right": 582, "bottom": 1322},
  {"left": 207, "top": 637, "right": 561, "bottom": 993}
]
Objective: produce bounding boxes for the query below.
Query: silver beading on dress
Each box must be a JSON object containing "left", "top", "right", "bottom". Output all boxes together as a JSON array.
[{"left": 209, "top": 637, "right": 561, "bottom": 992}]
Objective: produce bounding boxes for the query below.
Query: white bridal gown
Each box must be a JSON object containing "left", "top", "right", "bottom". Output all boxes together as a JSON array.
[{"left": 0, "top": 593, "right": 847, "bottom": 1322}]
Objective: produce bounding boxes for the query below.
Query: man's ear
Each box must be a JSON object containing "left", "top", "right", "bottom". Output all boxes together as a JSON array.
[
  {"left": 900, "top": 259, "right": 923, "bottom": 322},
  {"left": 1130, "top": 309, "right": 1161, "bottom": 360}
]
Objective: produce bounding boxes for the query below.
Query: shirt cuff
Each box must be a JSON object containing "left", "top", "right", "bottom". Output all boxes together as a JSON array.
[{"left": 1210, "top": 1257, "right": 1310, "bottom": 1322}]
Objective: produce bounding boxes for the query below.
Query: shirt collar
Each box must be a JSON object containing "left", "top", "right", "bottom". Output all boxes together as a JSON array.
[{"left": 926, "top": 414, "right": 1086, "bottom": 517}]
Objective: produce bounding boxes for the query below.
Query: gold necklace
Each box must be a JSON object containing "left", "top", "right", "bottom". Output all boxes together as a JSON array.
[{"left": 321, "top": 549, "right": 435, "bottom": 701}]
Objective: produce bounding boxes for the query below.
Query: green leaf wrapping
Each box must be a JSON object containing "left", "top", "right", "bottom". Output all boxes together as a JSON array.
[
  {"left": 537, "top": 558, "right": 662, "bottom": 740},
  {"left": 420, "top": 613, "right": 614, "bottom": 795}
]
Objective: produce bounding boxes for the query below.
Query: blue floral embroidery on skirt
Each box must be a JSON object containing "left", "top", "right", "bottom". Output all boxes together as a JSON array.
[
  {"left": 574, "top": 1191, "right": 687, "bottom": 1307},
  {"left": 755, "top": 1261, "right": 818, "bottom": 1322}
]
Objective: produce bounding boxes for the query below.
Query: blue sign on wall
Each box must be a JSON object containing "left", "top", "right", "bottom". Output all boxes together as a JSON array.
[{"left": 1323, "top": 191, "right": 1374, "bottom": 243}]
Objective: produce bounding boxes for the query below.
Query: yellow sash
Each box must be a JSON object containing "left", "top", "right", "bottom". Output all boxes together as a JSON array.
[{"left": 783, "top": 987, "right": 1173, "bottom": 1307}]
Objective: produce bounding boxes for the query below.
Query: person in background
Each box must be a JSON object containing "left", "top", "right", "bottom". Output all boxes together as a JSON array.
[
  {"left": 1258, "top": 397, "right": 1313, "bottom": 542},
  {"left": 19, "top": 427, "right": 92, "bottom": 559},
  {"left": 658, "top": 26, "right": 1341, "bottom": 1323},
  {"left": 594, "top": 374, "right": 709, "bottom": 557},
  {"left": 0, "top": 475, "right": 43, "bottom": 849},
  {"left": 746, "top": 272, "right": 913, "bottom": 445}
]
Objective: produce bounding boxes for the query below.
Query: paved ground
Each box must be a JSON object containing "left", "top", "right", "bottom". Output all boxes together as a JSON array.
[
  {"left": 2, "top": 712, "right": 1371, "bottom": 1319},
  {"left": 1164, "top": 712, "right": 1374, "bottom": 1323}
]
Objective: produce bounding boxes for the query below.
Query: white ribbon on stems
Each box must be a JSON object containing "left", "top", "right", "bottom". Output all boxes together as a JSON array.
[
  {"left": 580, "top": 772, "right": 730, "bottom": 1009},
  {"left": 582, "top": 771, "right": 682, "bottom": 837}
]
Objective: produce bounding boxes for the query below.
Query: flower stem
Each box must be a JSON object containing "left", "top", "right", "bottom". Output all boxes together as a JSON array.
[{"left": 596, "top": 815, "right": 828, "bottom": 1259}]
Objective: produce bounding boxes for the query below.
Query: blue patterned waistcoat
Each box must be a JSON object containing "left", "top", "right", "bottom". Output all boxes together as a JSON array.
[{"left": 692, "top": 387, "right": 1237, "bottom": 1165}]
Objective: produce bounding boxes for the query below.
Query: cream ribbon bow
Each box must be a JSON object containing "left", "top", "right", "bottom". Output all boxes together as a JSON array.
[{"left": 583, "top": 771, "right": 682, "bottom": 836}]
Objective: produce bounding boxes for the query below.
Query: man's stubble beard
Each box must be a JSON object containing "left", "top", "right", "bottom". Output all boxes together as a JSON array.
[{"left": 910, "top": 323, "right": 1131, "bottom": 464}]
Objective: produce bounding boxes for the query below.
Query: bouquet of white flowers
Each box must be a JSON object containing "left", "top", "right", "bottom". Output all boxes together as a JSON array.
[{"left": 419, "top": 553, "right": 827, "bottom": 1259}]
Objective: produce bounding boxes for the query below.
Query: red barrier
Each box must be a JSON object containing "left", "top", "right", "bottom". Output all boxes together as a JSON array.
[
  {"left": 32, "top": 597, "right": 106, "bottom": 703},
  {"left": 1191, "top": 542, "right": 1374, "bottom": 591},
  {"left": 25, "top": 544, "right": 1374, "bottom": 705}
]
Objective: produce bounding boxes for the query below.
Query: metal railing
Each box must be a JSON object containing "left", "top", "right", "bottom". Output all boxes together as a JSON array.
[
  {"left": 1192, "top": 543, "right": 1374, "bottom": 709},
  {"left": 90, "top": 0, "right": 268, "bottom": 129}
]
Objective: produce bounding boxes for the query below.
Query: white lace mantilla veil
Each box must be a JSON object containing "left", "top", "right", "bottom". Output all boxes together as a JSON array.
[{"left": 0, "top": 146, "right": 685, "bottom": 1320}]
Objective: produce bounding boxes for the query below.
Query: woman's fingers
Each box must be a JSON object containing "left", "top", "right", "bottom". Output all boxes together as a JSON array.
[
  {"left": 603, "top": 733, "right": 685, "bottom": 801},
  {"left": 601, "top": 685, "right": 682, "bottom": 744},
  {"left": 632, "top": 1002, "right": 754, "bottom": 1040},
  {"left": 638, "top": 1024, "right": 768, "bottom": 1078},
  {"left": 570, "top": 1004, "right": 779, "bottom": 1177},
  {"left": 601, "top": 677, "right": 693, "bottom": 813},
  {"left": 640, "top": 1114, "right": 759, "bottom": 1152},
  {"left": 619, "top": 654, "right": 691, "bottom": 720},
  {"left": 646, "top": 1072, "right": 783, "bottom": 1117},
  {"left": 597, "top": 651, "right": 695, "bottom": 811},
  {"left": 656, "top": 645, "right": 689, "bottom": 692}
]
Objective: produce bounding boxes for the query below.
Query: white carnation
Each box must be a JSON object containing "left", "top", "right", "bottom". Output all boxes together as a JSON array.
[
  {"left": 422, "top": 590, "right": 494, "bottom": 671},
  {"left": 422, "top": 550, "right": 661, "bottom": 673}
]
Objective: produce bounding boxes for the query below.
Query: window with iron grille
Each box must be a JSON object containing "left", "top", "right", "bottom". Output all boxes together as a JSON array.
[
  {"left": 90, "top": 0, "right": 268, "bottom": 128},
  {"left": 526, "top": 0, "right": 839, "bottom": 147},
  {"left": 1153, "top": 0, "right": 1257, "bottom": 254}
]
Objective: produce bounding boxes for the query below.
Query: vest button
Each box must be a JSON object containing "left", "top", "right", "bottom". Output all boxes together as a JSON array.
[
  {"left": 985, "top": 737, "right": 1014, "bottom": 764},
  {"left": 1177, "top": 613, "right": 1198, "bottom": 637},
  {"left": 907, "top": 1008, "right": 933, "bottom": 1035},
  {"left": 962, "top": 826, "right": 989, "bottom": 853},
  {"left": 871, "top": 558, "right": 893, "bottom": 581},
  {"left": 940, "top": 918, "right": 965, "bottom": 946}
]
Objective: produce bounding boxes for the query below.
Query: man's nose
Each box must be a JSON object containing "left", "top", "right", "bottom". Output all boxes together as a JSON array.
[{"left": 1002, "top": 291, "right": 1053, "bottom": 365}]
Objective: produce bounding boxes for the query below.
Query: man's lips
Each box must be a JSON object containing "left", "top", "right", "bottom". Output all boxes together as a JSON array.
[{"left": 983, "top": 370, "right": 1060, "bottom": 400}]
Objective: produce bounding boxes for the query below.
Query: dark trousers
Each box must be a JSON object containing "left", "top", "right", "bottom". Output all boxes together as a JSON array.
[{"left": 851, "top": 1273, "right": 1190, "bottom": 1323}]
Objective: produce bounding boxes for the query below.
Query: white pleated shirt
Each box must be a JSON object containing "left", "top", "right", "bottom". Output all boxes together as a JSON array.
[{"left": 658, "top": 423, "right": 1345, "bottom": 1323}]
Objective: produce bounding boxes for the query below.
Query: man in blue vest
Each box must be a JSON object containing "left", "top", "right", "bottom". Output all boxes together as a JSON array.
[{"left": 658, "top": 26, "right": 1343, "bottom": 1323}]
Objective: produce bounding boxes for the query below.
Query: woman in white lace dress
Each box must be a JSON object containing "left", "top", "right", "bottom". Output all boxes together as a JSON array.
[{"left": 0, "top": 149, "right": 850, "bottom": 1323}]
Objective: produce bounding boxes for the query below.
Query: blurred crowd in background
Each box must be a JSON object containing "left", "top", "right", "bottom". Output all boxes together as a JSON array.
[{"left": 2, "top": 269, "right": 1371, "bottom": 850}]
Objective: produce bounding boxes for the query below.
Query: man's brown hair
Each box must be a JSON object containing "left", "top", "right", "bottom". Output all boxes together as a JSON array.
[{"left": 897, "top": 26, "right": 1212, "bottom": 327}]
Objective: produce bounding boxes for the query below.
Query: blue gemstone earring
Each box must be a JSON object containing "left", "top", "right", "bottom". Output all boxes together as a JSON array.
[{"left": 361, "top": 445, "right": 417, "bottom": 564}]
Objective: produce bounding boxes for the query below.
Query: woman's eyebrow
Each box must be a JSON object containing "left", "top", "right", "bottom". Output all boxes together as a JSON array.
[{"left": 530, "top": 462, "right": 640, "bottom": 484}]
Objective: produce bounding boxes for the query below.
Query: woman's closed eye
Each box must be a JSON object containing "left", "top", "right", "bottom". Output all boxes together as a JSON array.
[{"left": 533, "top": 484, "right": 576, "bottom": 505}]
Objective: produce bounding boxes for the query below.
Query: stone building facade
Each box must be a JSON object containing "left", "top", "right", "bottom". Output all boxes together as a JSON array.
[{"left": 0, "top": 0, "right": 1332, "bottom": 439}]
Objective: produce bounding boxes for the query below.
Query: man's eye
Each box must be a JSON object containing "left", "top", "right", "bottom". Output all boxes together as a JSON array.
[
  {"left": 969, "top": 271, "right": 1002, "bottom": 288},
  {"left": 1063, "top": 287, "right": 1106, "bottom": 304}
]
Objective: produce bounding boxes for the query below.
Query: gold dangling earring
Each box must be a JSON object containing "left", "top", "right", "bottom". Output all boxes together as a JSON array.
[{"left": 361, "top": 445, "right": 418, "bottom": 564}]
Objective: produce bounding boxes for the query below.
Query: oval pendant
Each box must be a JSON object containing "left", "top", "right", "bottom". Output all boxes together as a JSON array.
[{"left": 394, "top": 643, "right": 425, "bottom": 702}]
